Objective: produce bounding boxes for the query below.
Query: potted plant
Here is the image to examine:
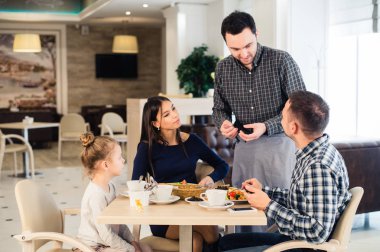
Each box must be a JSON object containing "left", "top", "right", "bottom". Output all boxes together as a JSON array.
[{"left": 176, "top": 45, "right": 219, "bottom": 97}]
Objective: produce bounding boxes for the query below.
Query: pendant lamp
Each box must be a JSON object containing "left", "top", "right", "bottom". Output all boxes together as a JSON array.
[{"left": 112, "top": 35, "right": 138, "bottom": 53}]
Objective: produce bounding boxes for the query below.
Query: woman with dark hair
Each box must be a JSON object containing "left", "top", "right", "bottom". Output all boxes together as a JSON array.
[{"left": 132, "top": 96, "right": 228, "bottom": 252}]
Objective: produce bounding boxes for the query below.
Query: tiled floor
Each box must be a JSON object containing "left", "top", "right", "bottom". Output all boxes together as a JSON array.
[{"left": 0, "top": 143, "right": 379, "bottom": 251}]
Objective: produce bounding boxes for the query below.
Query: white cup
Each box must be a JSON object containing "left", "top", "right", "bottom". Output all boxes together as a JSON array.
[
  {"left": 127, "top": 180, "right": 146, "bottom": 191},
  {"left": 200, "top": 189, "right": 227, "bottom": 206},
  {"left": 22, "top": 116, "right": 34, "bottom": 124},
  {"left": 155, "top": 185, "right": 173, "bottom": 201},
  {"left": 207, "top": 88, "right": 214, "bottom": 97},
  {"left": 129, "top": 190, "right": 150, "bottom": 207}
]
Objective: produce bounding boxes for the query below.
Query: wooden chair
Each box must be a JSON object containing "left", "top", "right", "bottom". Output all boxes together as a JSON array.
[
  {"left": 264, "top": 187, "right": 364, "bottom": 252},
  {"left": 0, "top": 129, "right": 34, "bottom": 178},
  {"left": 58, "top": 113, "right": 87, "bottom": 160},
  {"left": 14, "top": 179, "right": 94, "bottom": 252}
]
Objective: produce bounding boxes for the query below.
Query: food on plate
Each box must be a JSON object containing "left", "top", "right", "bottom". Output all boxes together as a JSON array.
[{"left": 227, "top": 187, "right": 246, "bottom": 201}]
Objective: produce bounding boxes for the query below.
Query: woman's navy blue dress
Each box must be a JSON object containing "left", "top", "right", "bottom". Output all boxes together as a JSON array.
[{"left": 132, "top": 133, "right": 229, "bottom": 237}]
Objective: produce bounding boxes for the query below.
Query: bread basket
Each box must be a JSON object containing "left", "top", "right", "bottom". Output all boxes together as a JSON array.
[{"left": 171, "top": 183, "right": 207, "bottom": 199}]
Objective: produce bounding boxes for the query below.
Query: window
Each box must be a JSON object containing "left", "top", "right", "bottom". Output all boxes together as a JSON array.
[{"left": 326, "top": 33, "right": 380, "bottom": 138}]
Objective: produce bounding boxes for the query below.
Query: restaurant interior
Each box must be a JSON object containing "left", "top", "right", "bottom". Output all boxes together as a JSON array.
[{"left": 0, "top": 0, "right": 379, "bottom": 251}]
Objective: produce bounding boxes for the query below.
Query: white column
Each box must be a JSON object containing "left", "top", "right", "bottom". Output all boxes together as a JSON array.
[{"left": 162, "top": 4, "right": 209, "bottom": 94}]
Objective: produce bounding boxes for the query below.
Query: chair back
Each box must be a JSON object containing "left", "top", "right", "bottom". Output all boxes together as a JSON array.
[
  {"left": 60, "top": 113, "right": 87, "bottom": 137},
  {"left": 15, "top": 180, "right": 63, "bottom": 251},
  {"left": 331, "top": 187, "right": 364, "bottom": 246},
  {"left": 101, "top": 112, "right": 126, "bottom": 135}
]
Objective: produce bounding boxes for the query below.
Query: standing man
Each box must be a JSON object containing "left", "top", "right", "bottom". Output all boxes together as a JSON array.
[
  {"left": 219, "top": 90, "right": 351, "bottom": 251},
  {"left": 213, "top": 11, "right": 306, "bottom": 190}
]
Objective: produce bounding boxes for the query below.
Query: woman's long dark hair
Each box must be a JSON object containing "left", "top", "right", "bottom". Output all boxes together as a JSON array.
[{"left": 140, "top": 96, "right": 186, "bottom": 177}]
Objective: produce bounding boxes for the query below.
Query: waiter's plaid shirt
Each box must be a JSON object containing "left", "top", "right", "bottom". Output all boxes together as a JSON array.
[
  {"left": 264, "top": 134, "right": 351, "bottom": 243},
  {"left": 213, "top": 43, "right": 306, "bottom": 135}
]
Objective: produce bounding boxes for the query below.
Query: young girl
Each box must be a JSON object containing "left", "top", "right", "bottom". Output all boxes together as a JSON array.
[
  {"left": 77, "top": 132, "right": 151, "bottom": 252},
  {"left": 132, "top": 96, "right": 229, "bottom": 252}
]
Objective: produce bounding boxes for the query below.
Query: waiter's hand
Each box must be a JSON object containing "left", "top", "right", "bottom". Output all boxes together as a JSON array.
[
  {"left": 220, "top": 120, "right": 238, "bottom": 139},
  {"left": 238, "top": 123, "right": 266, "bottom": 142}
]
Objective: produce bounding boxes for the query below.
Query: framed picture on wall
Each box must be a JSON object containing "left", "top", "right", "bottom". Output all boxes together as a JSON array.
[
  {"left": 0, "top": 24, "right": 67, "bottom": 114},
  {"left": 0, "top": 33, "right": 57, "bottom": 110}
]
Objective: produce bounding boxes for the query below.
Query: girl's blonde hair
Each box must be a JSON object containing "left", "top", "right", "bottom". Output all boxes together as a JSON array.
[{"left": 80, "top": 132, "right": 118, "bottom": 176}]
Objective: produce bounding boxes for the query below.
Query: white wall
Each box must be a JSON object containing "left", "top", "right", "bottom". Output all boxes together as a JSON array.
[{"left": 162, "top": 3, "right": 209, "bottom": 94}]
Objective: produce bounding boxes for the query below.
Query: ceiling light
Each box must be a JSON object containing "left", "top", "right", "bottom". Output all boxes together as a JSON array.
[
  {"left": 142, "top": 3, "right": 149, "bottom": 8},
  {"left": 125, "top": 11, "right": 131, "bottom": 15},
  {"left": 112, "top": 35, "right": 138, "bottom": 54},
  {"left": 13, "top": 34, "right": 41, "bottom": 53}
]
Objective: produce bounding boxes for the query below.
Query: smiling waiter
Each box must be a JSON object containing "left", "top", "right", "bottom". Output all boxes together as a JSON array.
[{"left": 212, "top": 11, "right": 306, "bottom": 229}]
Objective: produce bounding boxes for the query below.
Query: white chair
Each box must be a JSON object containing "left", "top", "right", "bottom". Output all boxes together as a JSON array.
[
  {"left": 100, "top": 112, "right": 127, "bottom": 151},
  {"left": 14, "top": 179, "right": 94, "bottom": 252},
  {"left": 58, "top": 113, "right": 87, "bottom": 160},
  {"left": 0, "top": 129, "right": 35, "bottom": 178},
  {"left": 264, "top": 187, "right": 364, "bottom": 252}
]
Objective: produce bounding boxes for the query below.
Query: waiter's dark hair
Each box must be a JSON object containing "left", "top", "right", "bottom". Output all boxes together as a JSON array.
[
  {"left": 221, "top": 11, "right": 256, "bottom": 41},
  {"left": 288, "top": 91, "right": 329, "bottom": 137}
]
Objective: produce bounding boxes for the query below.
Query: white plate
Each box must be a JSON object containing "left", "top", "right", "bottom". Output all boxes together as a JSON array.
[
  {"left": 150, "top": 195, "right": 180, "bottom": 204},
  {"left": 185, "top": 196, "right": 204, "bottom": 205},
  {"left": 198, "top": 201, "right": 234, "bottom": 211}
]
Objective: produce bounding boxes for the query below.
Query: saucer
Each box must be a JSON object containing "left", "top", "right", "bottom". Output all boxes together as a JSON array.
[
  {"left": 198, "top": 201, "right": 234, "bottom": 211},
  {"left": 149, "top": 195, "right": 180, "bottom": 204}
]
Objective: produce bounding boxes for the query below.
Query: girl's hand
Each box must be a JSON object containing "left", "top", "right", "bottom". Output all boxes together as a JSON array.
[{"left": 198, "top": 176, "right": 214, "bottom": 188}]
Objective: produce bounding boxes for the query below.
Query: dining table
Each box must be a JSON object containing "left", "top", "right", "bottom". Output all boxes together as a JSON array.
[
  {"left": 0, "top": 121, "right": 60, "bottom": 178},
  {"left": 97, "top": 196, "right": 267, "bottom": 252}
]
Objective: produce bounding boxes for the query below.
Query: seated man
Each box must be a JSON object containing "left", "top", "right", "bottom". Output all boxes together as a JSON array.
[{"left": 219, "top": 90, "right": 352, "bottom": 251}]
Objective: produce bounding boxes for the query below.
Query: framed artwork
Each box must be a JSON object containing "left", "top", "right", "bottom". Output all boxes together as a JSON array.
[
  {"left": 0, "top": 24, "right": 67, "bottom": 113},
  {"left": 0, "top": 33, "right": 57, "bottom": 109}
]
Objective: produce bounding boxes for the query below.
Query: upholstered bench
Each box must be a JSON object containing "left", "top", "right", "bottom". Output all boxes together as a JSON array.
[{"left": 332, "top": 138, "right": 380, "bottom": 214}]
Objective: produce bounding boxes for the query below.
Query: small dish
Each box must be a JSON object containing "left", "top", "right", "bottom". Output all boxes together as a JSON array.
[
  {"left": 198, "top": 201, "right": 234, "bottom": 211},
  {"left": 149, "top": 195, "right": 180, "bottom": 204},
  {"left": 185, "top": 196, "right": 204, "bottom": 205}
]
